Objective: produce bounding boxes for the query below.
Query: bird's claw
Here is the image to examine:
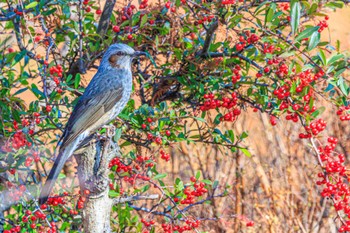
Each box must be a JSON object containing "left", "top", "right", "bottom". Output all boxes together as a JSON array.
[{"left": 102, "top": 125, "right": 116, "bottom": 138}]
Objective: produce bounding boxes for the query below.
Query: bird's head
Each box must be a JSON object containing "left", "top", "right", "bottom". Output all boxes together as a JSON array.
[{"left": 101, "top": 43, "right": 146, "bottom": 70}]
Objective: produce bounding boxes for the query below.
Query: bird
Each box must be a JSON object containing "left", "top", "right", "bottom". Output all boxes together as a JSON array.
[{"left": 39, "top": 43, "right": 146, "bottom": 204}]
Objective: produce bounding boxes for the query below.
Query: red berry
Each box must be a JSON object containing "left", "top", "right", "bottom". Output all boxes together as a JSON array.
[
  {"left": 165, "top": 130, "right": 171, "bottom": 136},
  {"left": 127, "top": 34, "right": 133, "bottom": 40},
  {"left": 96, "top": 9, "right": 102, "bottom": 15},
  {"left": 165, "top": 2, "right": 171, "bottom": 8},
  {"left": 112, "top": 26, "right": 120, "bottom": 33},
  {"left": 236, "top": 43, "right": 243, "bottom": 51},
  {"left": 34, "top": 36, "right": 41, "bottom": 43},
  {"left": 46, "top": 105, "right": 52, "bottom": 112},
  {"left": 246, "top": 221, "right": 254, "bottom": 227}
]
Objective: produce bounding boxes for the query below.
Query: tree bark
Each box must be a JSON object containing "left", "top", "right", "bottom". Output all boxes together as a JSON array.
[{"left": 75, "top": 139, "right": 116, "bottom": 233}]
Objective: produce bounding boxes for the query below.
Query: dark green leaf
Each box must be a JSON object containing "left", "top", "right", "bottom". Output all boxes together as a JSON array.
[
  {"left": 295, "top": 26, "right": 319, "bottom": 42},
  {"left": 291, "top": 2, "right": 301, "bottom": 35},
  {"left": 308, "top": 31, "right": 320, "bottom": 50}
]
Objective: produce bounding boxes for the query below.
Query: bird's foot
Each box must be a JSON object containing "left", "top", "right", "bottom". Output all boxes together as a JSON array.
[{"left": 102, "top": 125, "right": 116, "bottom": 138}]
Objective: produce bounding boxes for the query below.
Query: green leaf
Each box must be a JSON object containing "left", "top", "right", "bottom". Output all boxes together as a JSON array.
[
  {"left": 202, "top": 179, "right": 212, "bottom": 185},
  {"left": 311, "top": 106, "right": 326, "bottom": 118},
  {"left": 213, "top": 180, "right": 219, "bottom": 189},
  {"left": 31, "top": 84, "right": 45, "bottom": 98},
  {"left": 308, "top": 31, "right": 320, "bottom": 50},
  {"left": 240, "top": 148, "right": 251, "bottom": 157},
  {"left": 140, "top": 14, "right": 148, "bottom": 28},
  {"left": 318, "top": 50, "right": 327, "bottom": 65},
  {"left": 239, "top": 131, "right": 249, "bottom": 140},
  {"left": 109, "top": 190, "right": 121, "bottom": 197},
  {"left": 295, "top": 26, "right": 319, "bottom": 41},
  {"left": 325, "top": 1, "right": 344, "bottom": 9},
  {"left": 25, "top": 2, "right": 38, "bottom": 9},
  {"left": 308, "top": 3, "right": 318, "bottom": 14},
  {"left": 153, "top": 173, "right": 167, "bottom": 180},
  {"left": 13, "top": 88, "right": 28, "bottom": 96},
  {"left": 327, "top": 54, "right": 344, "bottom": 65},
  {"left": 74, "top": 74, "right": 81, "bottom": 89},
  {"left": 265, "top": 3, "right": 276, "bottom": 24},
  {"left": 195, "top": 171, "right": 201, "bottom": 180},
  {"left": 338, "top": 77, "right": 349, "bottom": 96},
  {"left": 291, "top": 2, "right": 301, "bottom": 35}
]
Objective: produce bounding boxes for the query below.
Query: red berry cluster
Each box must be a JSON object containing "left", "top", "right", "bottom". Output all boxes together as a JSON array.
[
  {"left": 294, "top": 69, "right": 324, "bottom": 92},
  {"left": 21, "top": 209, "right": 49, "bottom": 231},
  {"left": 109, "top": 157, "right": 132, "bottom": 173},
  {"left": 122, "top": 5, "right": 136, "bottom": 21},
  {"left": 278, "top": 3, "right": 289, "bottom": 11},
  {"left": 270, "top": 115, "right": 277, "bottom": 126},
  {"left": 147, "top": 133, "right": 163, "bottom": 144},
  {"left": 246, "top": 221, "right": 255, "bottom": 227},
  {"left": 77, "top": 196, "right": 86, "bottom": 209},
  {"left": 141, "top": 218, "right": 155, "bottom": 228},
  {"left": 123, "top": 173, "right": 150, "bottom": 185},
  {"left": 196, "top": 15, "right": 215, "bottom": 25},
  {"left": 262, "top": 42, "right": 276, "bottom": 54},
  {"left": 337, "top": 106, "right": 350, "bottom": 121},
  {"left": 140, "top": 0, "right": 148, "bottom": 9},
  {"left": 23, "top": 151, "right": 40, "bottom": 167},
  {"left": 235, "top": 33, "right": 259, "bottom": 51},
  {"left": 161, "top": 219, "right": 200, "bottom": 233},
  {"left": 222, "top": 0, "right": 235, "bottom": 5},
  {"left": 317, "top": 17, "right": 329, "bottom": 32},
  {"left": 11, "top": 131, "right": 30, "bottom": 150},
  {"left": 312, "top": 136, "right": 350, "bottom": 232},
  {"left": 231, "top": 64, "right": 242, "bottom": 84},
  {"left": 109, "top": 155, "right": 153, "bottom": 185},
  {"left": 47, "top": 194, "right": 66, "bottom": 206},
  {"left": 273, "top": 85, "right": 291, "bottom": 100},
  {"left": 200, "top": 92, "right": 238, "bottom": 111},
  {"left": 49, "top": 64, "right": 63, "bottom": 77},
  {"left": 299, "top": 118, "right": 327, "bottom": 139},
  {"left": 179, "top": 177, "right": 207, "bottom": 204},
  {"left": 275, "top": 63, "right": 288, "bottom": 77},
  {"left": 160, "top": 149, "right": 170, "bottom": 162}
]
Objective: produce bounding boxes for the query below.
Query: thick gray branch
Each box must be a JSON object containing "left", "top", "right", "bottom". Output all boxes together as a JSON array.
[{"left": 96, "top": 0, "right": 117, "bottom": 36}]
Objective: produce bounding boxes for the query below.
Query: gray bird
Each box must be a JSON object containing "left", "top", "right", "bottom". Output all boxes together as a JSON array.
[{"left": 39, "top": 44, "right": 145, "bottom": 204}]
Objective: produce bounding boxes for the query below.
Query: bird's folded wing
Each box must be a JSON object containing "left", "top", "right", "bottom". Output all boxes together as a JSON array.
[{"left": 60, "top": 85, "right": 124, "bottom": 148}]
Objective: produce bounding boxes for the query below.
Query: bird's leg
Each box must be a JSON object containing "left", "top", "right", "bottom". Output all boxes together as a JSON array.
[
  {"left": 102, "top": 124, "right": 116, "bottom": 138},
  {"left": 96, "top": 125, "right": 116, "bottom": 141}
]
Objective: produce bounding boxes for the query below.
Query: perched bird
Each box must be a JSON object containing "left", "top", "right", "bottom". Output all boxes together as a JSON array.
[{"left": 39, "top": 44, "right": 145, "bottom": 204}]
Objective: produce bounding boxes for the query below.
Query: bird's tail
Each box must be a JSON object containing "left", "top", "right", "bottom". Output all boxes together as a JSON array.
[{"left": 39, "top": 144, "right": 75, "bottom": 205}]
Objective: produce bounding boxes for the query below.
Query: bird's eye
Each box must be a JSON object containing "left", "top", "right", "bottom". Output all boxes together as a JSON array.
[{"left": 116, "top": 51, "right": 125, "bottom": 56}]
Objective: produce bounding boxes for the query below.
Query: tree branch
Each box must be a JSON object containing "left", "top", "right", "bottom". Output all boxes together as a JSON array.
[{"left": 96, "top": 0, "right": 117, "bottom": 37}]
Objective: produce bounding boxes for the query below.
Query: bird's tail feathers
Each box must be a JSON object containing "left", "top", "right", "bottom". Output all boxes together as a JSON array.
[{"left": 38, "top": 144, "right": 75, "bottom": 205}]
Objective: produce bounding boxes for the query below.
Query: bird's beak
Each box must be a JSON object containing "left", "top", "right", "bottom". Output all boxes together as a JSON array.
[{"left": 132, "top": 51, "right": 147, "bottom": 57}]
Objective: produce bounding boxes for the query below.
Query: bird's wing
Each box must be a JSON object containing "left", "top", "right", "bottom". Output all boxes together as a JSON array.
[{"left": 60, "top": 80, "right": 124, "bottom": 149}]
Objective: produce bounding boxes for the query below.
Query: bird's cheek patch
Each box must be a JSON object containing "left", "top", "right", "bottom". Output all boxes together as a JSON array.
[{"left": 108, "top": 54, "right": 120, "bottom": 68}]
